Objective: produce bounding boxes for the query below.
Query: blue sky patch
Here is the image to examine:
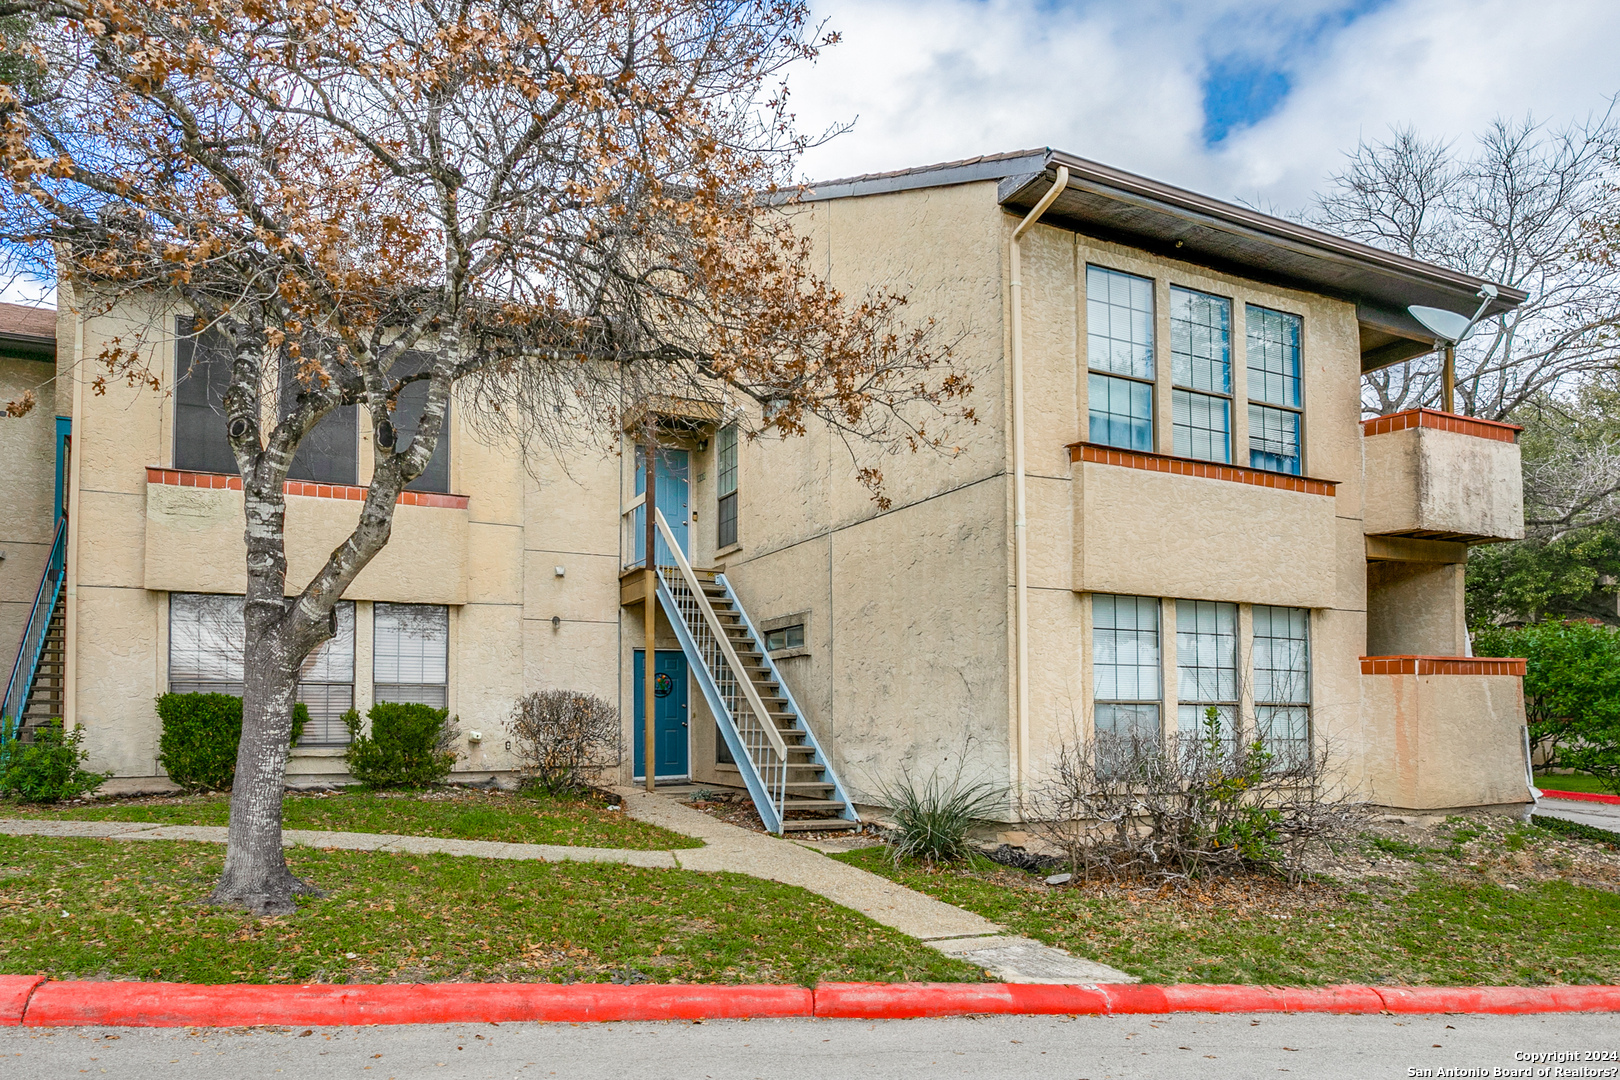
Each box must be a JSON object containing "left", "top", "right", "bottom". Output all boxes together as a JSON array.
[{"left": 1201, "top": 59, "right": 1293, "bottom": 144}]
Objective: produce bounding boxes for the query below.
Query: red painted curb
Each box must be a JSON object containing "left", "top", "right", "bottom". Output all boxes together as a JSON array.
[
  {"left": 21, "top": 981, "right": 813, "bottom": 1028},
  {"left": 1375, "top": 986, "right": 1620, "bottom": 1014},
  {"left": 814, "top": 982, "right": 1110, "bottom": 1019},
  {"left": 1541, "top": 789, "right": 1620, "bottom": 805},
  {"left": 0, "top": 976, "right": 46, "bottom": 1026},
  {"left": 8, "top": 980, "right": 1620, "bottom": 1026}
]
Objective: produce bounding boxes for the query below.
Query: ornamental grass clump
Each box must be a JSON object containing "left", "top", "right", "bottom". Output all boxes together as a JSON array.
[{"left": 875, "top": 762, "right": 1007, "bottom": 866}]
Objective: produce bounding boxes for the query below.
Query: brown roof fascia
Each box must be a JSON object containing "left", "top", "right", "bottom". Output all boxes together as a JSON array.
[{"left": 0, "top": 301, "right": 55, "bottom": 361}]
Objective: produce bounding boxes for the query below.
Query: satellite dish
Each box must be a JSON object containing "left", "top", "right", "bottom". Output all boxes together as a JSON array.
[{"left": 1408, "top": 305, "right": 1473, "bottom": 344}]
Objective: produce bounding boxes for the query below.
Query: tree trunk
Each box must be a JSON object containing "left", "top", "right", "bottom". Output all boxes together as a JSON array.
[{"left": 208, "top": 475, "right": 322, "bottom": 915}]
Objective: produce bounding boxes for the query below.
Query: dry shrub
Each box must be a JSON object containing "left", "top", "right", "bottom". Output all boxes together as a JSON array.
[
  {"left": 1030, "top": 712, "right": 1351, "bottom": 886},
  {"left": 510, "top": 690, "right": 619, "bottom": 795}
]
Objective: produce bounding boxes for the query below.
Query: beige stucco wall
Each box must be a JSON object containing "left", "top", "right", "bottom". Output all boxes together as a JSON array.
[
  {"left": 1366, "top": 560, "right": 1467, "bottom": 656},
  {"left": 1360, "top": 672, "right": 1531, "bottom": 810},
  {"left": 1363, "top": 426, "right": 1524, "bottom": 541},
  {"left": 0, "top": 354, "right": 57, "bottom": 683}
]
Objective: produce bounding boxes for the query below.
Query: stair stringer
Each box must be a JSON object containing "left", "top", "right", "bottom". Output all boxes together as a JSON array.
[
  {"left": 716, "top": 574, "right": 860, "bottom": 824},
  {"left": 653, "top": 573, "right": 786, "bottom": 834}
]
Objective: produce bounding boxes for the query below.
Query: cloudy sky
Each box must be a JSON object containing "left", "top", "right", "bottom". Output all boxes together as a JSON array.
[{"left": 787, "top": 0, "right": 1620, "bottom": 212}]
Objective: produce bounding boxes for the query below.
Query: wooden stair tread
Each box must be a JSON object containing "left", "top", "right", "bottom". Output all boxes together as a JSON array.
[{"left": 779, "top": 819, "right": 859, "bottom": 832}]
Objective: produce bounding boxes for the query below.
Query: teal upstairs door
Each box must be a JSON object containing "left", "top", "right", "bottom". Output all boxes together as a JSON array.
[
  {"left": 632, "top": 447, "right": 690, "bottom": 567},
  {"left": 633, "top": 650, "right": 689, "bottom": 779}
]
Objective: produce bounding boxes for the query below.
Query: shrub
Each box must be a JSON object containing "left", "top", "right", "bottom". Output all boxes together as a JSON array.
[
  {"left": 874, "top": 761, "right": 1007, "bottom": 866},
  {"left": 156, "top": 693, "right": 310, "bottom": 791},
  {"left": 1029, "top": 709, "right": 1347, "bottom": 885},
  {"left": 0, "top": 719, "right": 109, "bottom": 802},
  {"left": 510, "top": 690, "right": 619, "bottom": 795},
  {"left": 344, "top": 703, "right": 458, "bottom": 789},
  {"left": 1475, "top": 619, "right": 1620, "bottom": 795}
]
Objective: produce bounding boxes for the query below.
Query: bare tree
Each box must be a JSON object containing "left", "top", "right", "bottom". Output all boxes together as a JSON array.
[
  {"left": 0, "top": 1, "right": 970, "bottom": 913},
  {"left": 1308, "top": 112, "right": 1620, "bottom": 420}
]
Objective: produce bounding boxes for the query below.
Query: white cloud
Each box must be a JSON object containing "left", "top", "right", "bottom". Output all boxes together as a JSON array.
[{"left": 791, "top": 0, "right": 1620, "bottom": 212}]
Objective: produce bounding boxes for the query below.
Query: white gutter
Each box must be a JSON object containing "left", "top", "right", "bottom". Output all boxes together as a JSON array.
[{"left": 1009, "top": 165, "right": 1068, "bottom": 805}]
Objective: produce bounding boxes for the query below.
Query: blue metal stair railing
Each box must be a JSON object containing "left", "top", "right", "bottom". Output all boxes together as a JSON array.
[
  {"left": 2, "top": 516, "right": 67, "bottom": 745},
  {"left": 717, "top": 573, "right": 859, "bottom": 824}
]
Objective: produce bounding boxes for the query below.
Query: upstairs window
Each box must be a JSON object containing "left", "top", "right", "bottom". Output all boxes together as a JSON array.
[
  {"left": 374, "top": 602, "right": 449, "bottom": 710},
  {"left": 1086, "top": 266, "right": 1155, "bottom": 452},
  {"left": 174, "top": 319, "right": 238, "bottom": 475},
  {"left": 1092, "top": 594, "right": 1162, "bottom": 758},
  {"left": 1246, "top": 305, "right": 1304, "bottom": 475},
  {"left": 716, "top": 424, "right": 738, "bottom": 549},
  {"left": 388, "top": 352, "right": 452, "bottom": 494},
  {"left": 1175, "top": 600, "right": 1237, "bottom": 738},
  {"left": 1170, "top": 287, "right": 1231, "bottom": 463},
  {"left": 1253, "top": 605, "right": 1311, "bottom": 764},
  {"left": 175, "top": 317, "right": 357, "bottom": 483},
  {"left": 764, "top": 623, "right": 804, "bottom": 652}
]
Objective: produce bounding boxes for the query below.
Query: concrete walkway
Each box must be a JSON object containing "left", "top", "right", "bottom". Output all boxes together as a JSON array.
[
  {"left": 1535, "top": 795, "right": 1620, "bottom": 833},
  {"left": 0, "top": 793, "right": 1135, "bottom": 985}
]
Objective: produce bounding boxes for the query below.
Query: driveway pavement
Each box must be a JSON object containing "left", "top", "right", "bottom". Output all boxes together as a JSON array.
[
  {"left": 5, "top": 1013, "right": 1616, "bottom": 1079},
  {"left": 1535, "top": 795, "right": 1620, "bottom": 833}
]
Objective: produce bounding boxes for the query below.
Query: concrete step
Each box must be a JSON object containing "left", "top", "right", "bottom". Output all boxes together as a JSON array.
[{"left": 779, "top": 818, "right": 860, "bottom": 832}]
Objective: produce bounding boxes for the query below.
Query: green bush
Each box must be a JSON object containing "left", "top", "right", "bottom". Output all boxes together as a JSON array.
[
  {"left": 1474, "top": 620, "right": 1620, "bottom": 795},
  {"left": 343, "top": 703, "right": 458, "bottom": 789},
  {"left": 156, "top": 693, "right": 310, "bottom": 791},
  {"left": 0, "top": 719, "right": 109, "bottom": 802}
]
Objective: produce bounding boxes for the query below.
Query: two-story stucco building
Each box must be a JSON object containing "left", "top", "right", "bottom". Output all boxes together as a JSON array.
[{"left": 1, "top": 149, "right": 1535, "bottom": 831}]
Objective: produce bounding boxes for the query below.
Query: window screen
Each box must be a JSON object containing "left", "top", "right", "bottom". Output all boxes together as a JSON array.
[
  {"left": 1092, "top": 594, "right": 1161, "bottom": 753},
  {"left": 1253, "top": 605, "right": 1310, "bottom": 763},
  {"left": 374, "top": 602, "right": 449, "bottom": 709},
  {"left": 716, "top": 424, "right": 738, "bottom": 549},
  {"left": 1249, "top": 403, "right": 1302, "bottom": 475},
  {"left": 174, "top": 318, "right": 238, "bottom": 475},
  {"left": 1175, "top": 600, "right": 1237, "bottom": 738},
  {"left": 388, "top": 352, "right": 452, "bottom": 494},
  {"left": 281, "top": 355, "right": 358, "bottom": 485}
]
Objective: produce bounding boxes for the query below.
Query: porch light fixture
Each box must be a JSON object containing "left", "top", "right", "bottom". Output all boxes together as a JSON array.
[{"left": 1409, "top": 284, "right": 1497, "bottom": 414}]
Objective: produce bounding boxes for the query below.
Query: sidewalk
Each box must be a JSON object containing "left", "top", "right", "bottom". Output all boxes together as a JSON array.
[{"left": 0, "top": 791, "right": 1134, "bottom": 985}]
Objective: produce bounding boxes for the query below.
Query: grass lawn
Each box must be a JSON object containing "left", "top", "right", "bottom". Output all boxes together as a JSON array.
[
  {"left": 0, "top": 835, "right": 980, "bottom": 985},
  {"left": 835, "top": 824, "right": 1620, "bottom": 987},
  {"left": 1536, "top": 772, "right": 1619, "bottom": 797},
  {"left": 2, "top": 788, "right": 699, "bottom": 850}
]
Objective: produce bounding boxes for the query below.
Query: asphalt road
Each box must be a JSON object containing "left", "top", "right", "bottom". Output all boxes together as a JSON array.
[{"left": 5, "top": 1013, "right": 1617, "bottom": 1079}]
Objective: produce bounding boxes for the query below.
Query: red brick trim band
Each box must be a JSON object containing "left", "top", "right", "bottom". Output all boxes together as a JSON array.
[
  {"left": 1361, "top": 408, "right": 1521, "bottom": 444},
  {"left": 5, "top": 978, "right": 1618, "bottom": 1026},
  {"left": 1361, "top": 655, "right": 1527, "bottom": 677},
  {"left": 1066, "top": 442, "right": 1338, "bottom": 497},
  {"left": 145, "top": 467, "right": 468, "bottom": 510},
  {"left": 1540, "top": 789, "right": 1620, "bottom": 806}
]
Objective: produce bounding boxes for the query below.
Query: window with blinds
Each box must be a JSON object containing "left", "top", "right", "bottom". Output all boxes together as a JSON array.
[
  {"left": 1253, "top": 605, "right": 1311, "bottom": 763},
  {"left": 169, "top": 593, "right": 355, "bottom": 746},
  {"left": 297, "top": 602, "right": 355, "bottom": 745},
  {"left": 1175, "top": 599, "right": 1238, "bottom": 738},
  {"left": 373, "top": 603, "right": 449, "bottom": 709}
]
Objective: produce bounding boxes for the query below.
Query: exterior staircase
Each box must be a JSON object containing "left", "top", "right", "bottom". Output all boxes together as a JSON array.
[
  {"left": 648, "top": 510, "right": 859, "bottom": 834},
  {"left": 2, "top": 517, "right": 67, "bottom": 746}
]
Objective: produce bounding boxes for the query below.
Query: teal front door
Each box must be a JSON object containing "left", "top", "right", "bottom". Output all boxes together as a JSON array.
[
  {"left": 633, "top": 650, "right": 689, "bottom": 779},
  {"left": 632, "top": 447, "right": 690, "bottom": 567}
]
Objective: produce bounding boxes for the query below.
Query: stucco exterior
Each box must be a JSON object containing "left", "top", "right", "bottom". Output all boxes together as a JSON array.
[{"left": 6, "top": 153, "right": 1533, "bottom": 818}]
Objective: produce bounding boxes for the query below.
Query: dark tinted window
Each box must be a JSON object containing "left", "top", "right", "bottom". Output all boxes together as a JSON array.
[
  {"left": 280, "top": 356, "right": 357, "bottom": 485},
  {"left": 174, "top": 318, "right": 237, "bottom": 475},
  {"left": 390, "top": 353, "right": 451, "bottom": 493}
]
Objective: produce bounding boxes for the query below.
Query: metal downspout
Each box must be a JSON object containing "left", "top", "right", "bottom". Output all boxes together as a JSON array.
[{"left": 1009, "top": 165, "right": 1069, "bottom": 806}]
